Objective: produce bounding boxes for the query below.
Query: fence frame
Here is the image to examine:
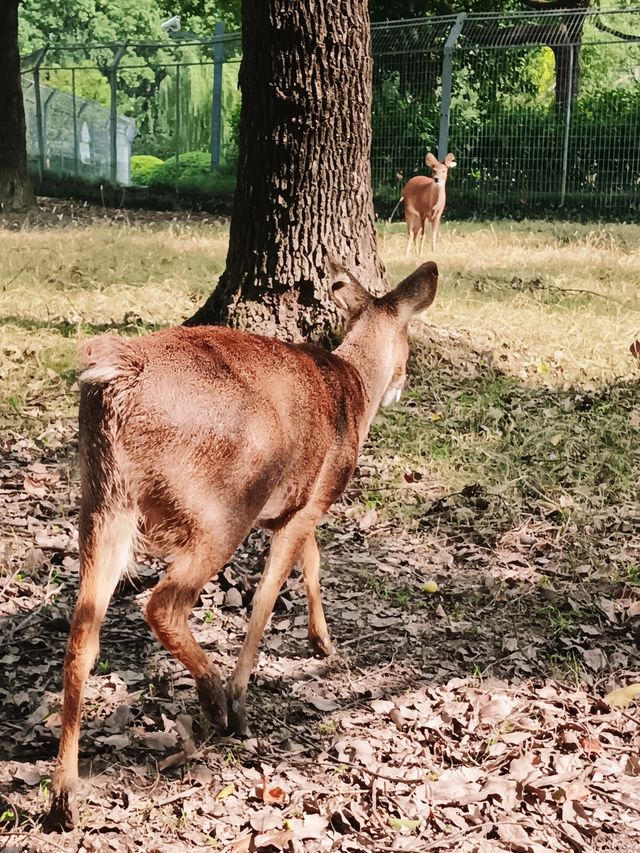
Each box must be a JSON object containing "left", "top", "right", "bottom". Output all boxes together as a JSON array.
[
  {"left": 109, "top": 42, "right": 128, "bottom": 183},
  {"left": 18, "top": 7, "right": 640, "bottom": 217},
  {"left": 438, "top": 13, "right": 466, "bottom": 161},
  {"left": 211, "top": 22, "right": 226, "bottom": 170}
]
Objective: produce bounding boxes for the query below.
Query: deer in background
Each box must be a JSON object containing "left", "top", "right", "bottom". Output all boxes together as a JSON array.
[
  {"left": 403, "top": 152, "right": 456, "bottom": 256},
  {"left": 48, "top": 259, "right": 439, "bottom": 830}
]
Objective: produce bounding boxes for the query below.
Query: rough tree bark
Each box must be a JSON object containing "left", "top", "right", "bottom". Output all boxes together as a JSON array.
[
  {"left": 0, "top": 0, "right": 35, "bottom": 211},
  {"left": 185, "top": 0, "right": 384, "bottom": 341}
]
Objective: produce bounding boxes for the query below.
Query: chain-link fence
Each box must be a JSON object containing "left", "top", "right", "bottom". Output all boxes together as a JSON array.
[
  {"left": 20, "top": 7, "right": 640, "bottom": 218},
  {"left": 20, "top": 29, "right": 241, "bottom": 193}
]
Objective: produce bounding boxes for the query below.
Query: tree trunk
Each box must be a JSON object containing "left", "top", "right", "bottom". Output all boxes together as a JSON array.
[
  {"left": 520, "top": 0, "right": 588, "bottom": 115},
  {"left": 185, "top": 0, "right": 384, "bottom": 341},
  {"left": 0, "top": 0, "right": 35, "bottom": 211}
]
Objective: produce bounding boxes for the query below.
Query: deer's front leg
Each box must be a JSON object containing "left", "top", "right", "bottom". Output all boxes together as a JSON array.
[
  {"left": 431, "top": 214, "right": 441, "bottom": 252},
  {"left": 405, "top": 229, "right": 413, "bottom": 258},
  {"left": 226, "top": 519, "right": 313, "bottom": 736},
  {"left": 300, "top": 533, "right": 333, "bottom": 657}
]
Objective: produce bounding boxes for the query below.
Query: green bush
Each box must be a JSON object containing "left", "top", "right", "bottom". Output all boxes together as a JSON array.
[
  {"left": 147, "top": 151, "right": 235, "bottom": 195},
  {"left": 130, "top": 155, "right": 164, "bottom": 187}
]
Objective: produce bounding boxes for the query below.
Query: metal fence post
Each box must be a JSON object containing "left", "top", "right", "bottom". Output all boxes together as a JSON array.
[
  {"left": 175, "top": 63, "right": 181, "bottom": 189},
  {"left": 42, "top": 89, "right": 55, "bottom": 171},
  {"left": 559, "top": 46, "right": 574, "bottom": 208},
  {"left": 32, "top": 46, "right": 48, "bottom": 181},
  {"left": 438, "top": 13, "right": 466, "bottom": 161},
  {"left": 72, "top": 67, "right": 78, "bottom": 176},
  {"left": 211, "top": 22, "right": 225, "bottom": 171},
  {"left": 109, "top": 42, "right": 128, "bottom": 184}
]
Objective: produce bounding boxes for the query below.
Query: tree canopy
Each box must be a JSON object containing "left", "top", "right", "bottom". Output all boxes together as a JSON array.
[{"left": 18, "top": 0, "right": 240, "bottom": 51}]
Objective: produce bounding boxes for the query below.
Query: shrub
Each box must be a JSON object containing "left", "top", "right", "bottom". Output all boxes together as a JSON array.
[
  {"left": 130, "top": 155, "right": 164, "bottom": 187},
  {"left": 148, "top": 151, "right": 236, "bottom": 195}
]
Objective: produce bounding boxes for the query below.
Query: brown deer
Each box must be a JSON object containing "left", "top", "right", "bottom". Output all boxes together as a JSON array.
[
  {"left": 47, "top": 260, "right": 438, "bottom": 829},
  {"left": 403, "top": 152, "right": 456, "bottom": 256}
]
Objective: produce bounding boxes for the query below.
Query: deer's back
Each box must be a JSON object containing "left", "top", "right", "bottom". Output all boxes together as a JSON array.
[{"left": 79, "top": 326, "right": 366, "bottom": 540}]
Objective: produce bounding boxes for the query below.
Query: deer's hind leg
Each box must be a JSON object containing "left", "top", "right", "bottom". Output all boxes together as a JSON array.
[
  {"left": 50, "top": 507, "right": 137, "bottom": 830},
  {"left": 145, "top": 518, "right": 251, "bottom": 732},
  {"left": 301, "top": 533, "right": 333, "bottom": 657}
]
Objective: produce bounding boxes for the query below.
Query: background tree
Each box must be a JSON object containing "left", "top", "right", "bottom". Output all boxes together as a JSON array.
[
  {"left": 186, "top": 0, "right": 384, "bottom": 340},
  {"left": 18, "top": 0, "right": 240, "bottom": 50},
  {"left": 369, "top": 0, "right": 636, "bottom": 114},
  {"left": 0, "top": 0, "right": 35, "bottom": 210},
  {"left": 19, "top": 1, "right": 241, "bottom": 165}
]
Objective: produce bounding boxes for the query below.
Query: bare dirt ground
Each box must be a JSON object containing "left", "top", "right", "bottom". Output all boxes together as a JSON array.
[{"left": 1, "top": 201, "right": 639, "bottom": 852}]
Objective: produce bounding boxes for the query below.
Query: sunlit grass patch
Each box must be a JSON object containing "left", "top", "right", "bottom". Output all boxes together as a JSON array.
[
  {"left": 2, "top": 218, "right": 639, "bottom": 496},
  {"left": 0, "top": 221, "right": 224, "bottom": 434},
  {"left": 365, "top": 325, "right": 639, "bottom": 546},
  {"left": 381, "top": 219, "right": 640, "bottom": 390}
]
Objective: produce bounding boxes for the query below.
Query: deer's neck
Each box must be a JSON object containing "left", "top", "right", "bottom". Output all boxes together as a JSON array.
[{"left": 335, "top": 320, "right": 395, "bottom": 440}]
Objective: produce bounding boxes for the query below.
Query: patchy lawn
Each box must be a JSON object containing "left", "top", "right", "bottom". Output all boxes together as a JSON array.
[{"left": 1, "top": 200, "right": 639, "bottom": 852}]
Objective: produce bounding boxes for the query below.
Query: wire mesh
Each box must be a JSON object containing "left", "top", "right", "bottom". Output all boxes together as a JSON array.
[
  {"left": 18, "top": 8, "right": 640, "bottom": 219},
  {"left": 20, "top": 34, "right": 242, "bottom": 191},
  {"left": 371, "top": 17, "right": 455, "bottom": 205},
  {"left": 374, "top": 6, "right": 640, "bottom": 219}
]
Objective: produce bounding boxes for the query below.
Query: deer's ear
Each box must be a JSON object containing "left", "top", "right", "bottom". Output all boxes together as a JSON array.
[
  {"left": 330, "top": 276, "right": 372, "bottom": 320},
  {"left": 444, "top": 153, "right": 457, "bottom": 168},
  {"left": 425, "top": 152, "right": 438, "bottom": 168},
  {"left": 386, "top": 262, "right": 438, "bottom": 321},
  {"left": 327, "top": 258, "right": 373, "bottom": 320}
]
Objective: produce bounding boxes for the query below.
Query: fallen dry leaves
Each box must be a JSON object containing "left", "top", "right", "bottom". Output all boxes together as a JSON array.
[{"left": 1, "top": 371, "right": 640, "bottom": 852}]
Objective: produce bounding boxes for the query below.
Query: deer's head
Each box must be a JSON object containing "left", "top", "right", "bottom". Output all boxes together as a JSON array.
[
  {"left": 330, "top": 262, "right": 438, "bottom": 409},
  {"left": 426, "top": 152, "right": 456, "bottom": 186}
]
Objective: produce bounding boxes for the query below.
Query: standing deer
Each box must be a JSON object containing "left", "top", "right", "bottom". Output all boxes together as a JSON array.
[
  {"left": 403, "top": 152, "right": 456, "bottom": 256},
  {"left": 48, "top": 260, "right": 439, "bottom": 829}
]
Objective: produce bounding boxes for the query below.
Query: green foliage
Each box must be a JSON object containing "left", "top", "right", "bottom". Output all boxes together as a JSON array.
[
  {"left": 369, "top": 0, "right": 514, "bottom": 21},
  {"left": 372, "top": 68, "right": 438, "bottom": 187},
  {"left": 130, "top": 154, "right": 164, "bottom": 185},
  {"left": 40, "top": 64, "right": 111, "bottom": 106},
  {"left": 19, "top": 0, "right": 166, "bottom": 53},
  {"left": 442, "top": 84, "right": 640, "bottom": 218},
  {"left": 19, "top": 0, "right": 240, "bottom": 52},
  {"left": 142, "top": 52, "right": 240, "bottom": 162},
  {"left": 157, "top": 0, "right": 240, "bottom": 33},
  {"left": 148, "top": 151, "right": 235, "bottom": 194},
  {"left": 149, "top": 150, "right": 211, "bottom": 186}
]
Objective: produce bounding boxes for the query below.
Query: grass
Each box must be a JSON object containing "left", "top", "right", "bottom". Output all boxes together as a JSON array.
[
  {"left": 1, "top": 217, "right": 639, "bottom": 551},
  {"left": 369, "top": 222, "right": 640, "bottom": 550},
  {"left": 0, "top": 221, "right": 225, "bottom": 438}
]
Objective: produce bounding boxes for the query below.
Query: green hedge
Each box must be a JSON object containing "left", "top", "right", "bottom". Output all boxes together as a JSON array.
[
  {"left": 147, "top": 151, "right": 236, "bottom": 195},
  {"left": 130, "top": 155, "right": 164, "bottom": 187}
]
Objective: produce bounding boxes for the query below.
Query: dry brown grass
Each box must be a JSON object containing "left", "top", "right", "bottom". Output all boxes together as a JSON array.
[
  {"left": 382, "top": 220, "right": 640, "bottom": 389},
  {"left": 1, "top": 218, "right": 638, "bottom": 439}
]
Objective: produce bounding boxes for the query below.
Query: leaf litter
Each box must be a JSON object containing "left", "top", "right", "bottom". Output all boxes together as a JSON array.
[
  {"left": 1, "top": 213, "right": 639, "bottom": 852},
  {"left": 1, "top": 417, "right": 639, "bottom": 853}
]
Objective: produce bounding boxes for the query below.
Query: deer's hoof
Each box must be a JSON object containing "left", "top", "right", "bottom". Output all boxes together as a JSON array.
[
  {"left": 46, "top": 789, "right": 79, "bottom": 831},
  {"left": 197, "top": 673, "right": 227, "bottom": 733},
  {"left": 226, "top": 693, "right": 248, "bottom": 738},
  {"left": 309, "top": 633, "right": 334, "bottom": 658}
]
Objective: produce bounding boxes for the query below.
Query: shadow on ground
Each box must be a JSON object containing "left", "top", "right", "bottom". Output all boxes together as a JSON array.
[{"left": 1, "top": 326, "right": 639, "bottom": 851}]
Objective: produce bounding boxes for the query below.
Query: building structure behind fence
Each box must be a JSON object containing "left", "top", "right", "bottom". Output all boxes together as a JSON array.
[{"left": 20, "top": 6, "right": 640, "bottom": 219}]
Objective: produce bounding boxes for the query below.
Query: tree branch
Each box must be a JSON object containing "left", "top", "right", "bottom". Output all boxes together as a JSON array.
[{"left": 592, "top": 14, "right": 639, "bottom": 42}]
